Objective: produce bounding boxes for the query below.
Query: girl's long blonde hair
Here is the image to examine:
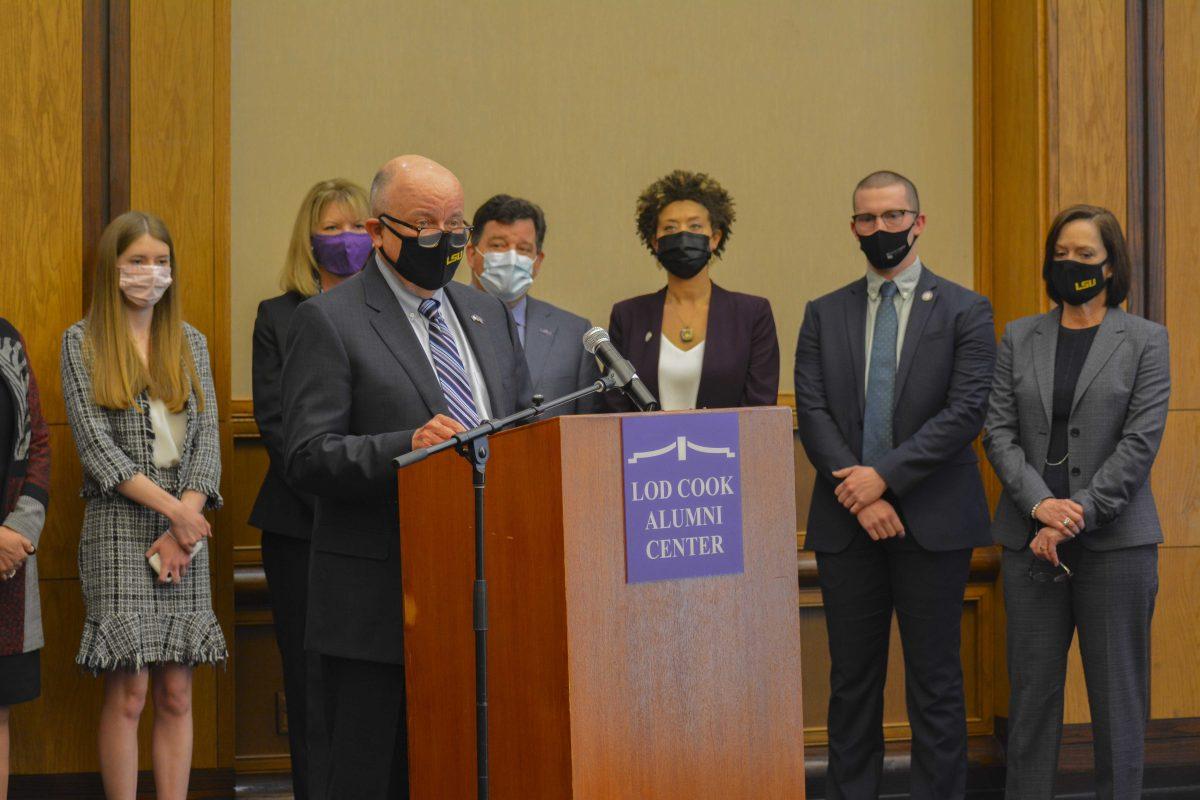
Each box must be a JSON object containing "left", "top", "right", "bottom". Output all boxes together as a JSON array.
[
  {"left": 85, "top": 210, "right": 202, "bottom": 413},
  {"left": 280, "top": 178, "right": 370, "bottom": 297}
]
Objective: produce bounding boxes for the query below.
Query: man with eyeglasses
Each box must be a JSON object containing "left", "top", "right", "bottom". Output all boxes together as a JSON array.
[
  {"left": 794, "top": 171, "right": 996, "bottom": 799},
  {"left": 281, "top": 154, "right": 533, "bottom": 799}
]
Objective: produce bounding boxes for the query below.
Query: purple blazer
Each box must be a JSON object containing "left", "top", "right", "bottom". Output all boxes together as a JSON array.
[{"left": 605, "top": 283, "right": 780, "bottom": 411}]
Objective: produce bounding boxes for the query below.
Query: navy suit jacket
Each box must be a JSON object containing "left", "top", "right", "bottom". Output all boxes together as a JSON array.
[
  {"left": 605, "top": 283, "right": 780, "bottom": 411},
  {"left": 794, "top": 266, "right": 996, "bottom": 553},
  {"left": 521, "top": 296, "right": 602, "bottom": 416},
  {"left": 249, "top": 291, "right": 315, "bottom": 539},
  {"left": 282, "top": 258, "right": 533, "bottom": 664}
]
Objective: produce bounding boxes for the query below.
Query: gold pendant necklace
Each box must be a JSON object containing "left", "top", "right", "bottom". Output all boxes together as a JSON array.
[
  {"left": 680, "top": 325, "right": 694, "bottom": 343},
  {"left": 668, "top": 287, "right": 709, "bottom": 344}
]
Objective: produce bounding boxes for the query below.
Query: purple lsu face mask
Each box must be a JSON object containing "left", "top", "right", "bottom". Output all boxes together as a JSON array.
[{"left": 311, "top": 231, "right": 373, "bottom": 276}]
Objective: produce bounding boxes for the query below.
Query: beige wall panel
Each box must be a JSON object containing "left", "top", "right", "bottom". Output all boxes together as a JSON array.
[
  {"left": 0, "top": 0, "right": 83, "bottom": 423},
  {"left": 1165, "top": 0, "right": 1200, "bottom": 408},
  {"left": 1051, "top": 0, "right": 1127, "bottom": 222},
  {"left": 1152, "top": 410, "right": 1200, "bottom": 548},
  {"left": 229, "top": 0, "right": 974, "bottom": 398}
]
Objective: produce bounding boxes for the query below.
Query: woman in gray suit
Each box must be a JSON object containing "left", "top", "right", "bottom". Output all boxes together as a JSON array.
[{"left": 984, "top": 204, "right": 1170, "bottom": 799}]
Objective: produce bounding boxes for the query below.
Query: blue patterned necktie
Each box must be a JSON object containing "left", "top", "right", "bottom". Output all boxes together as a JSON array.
[
  {"left": 862, "top": 281, "right": 899, "bottom": 466},
  {"left": 418, "top": 298, "right": 481, "bottom": 429}
]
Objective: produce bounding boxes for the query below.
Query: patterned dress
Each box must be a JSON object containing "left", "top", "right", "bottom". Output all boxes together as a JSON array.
[{"left": 60, "top": 320, "right": 227, "bottom": 673}]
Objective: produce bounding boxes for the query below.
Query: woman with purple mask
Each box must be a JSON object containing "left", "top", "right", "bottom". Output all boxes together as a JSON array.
[{"left": 249, "top": 178, "right": 370, "bottom": 800}]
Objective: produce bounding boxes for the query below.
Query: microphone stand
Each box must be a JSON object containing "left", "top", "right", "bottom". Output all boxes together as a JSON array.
[{"left": 392, "top": 373, "right": 618, "bottom": 800}]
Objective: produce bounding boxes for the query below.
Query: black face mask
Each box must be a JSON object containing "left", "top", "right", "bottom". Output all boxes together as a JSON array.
[
  {"left": 379, "top": 221, "right": 464, "bottom": 291},
  {"left": 858, "top": 225, "right": 917, "bottom": 271},
  {"left": 655, "top": 231, "right": 712, "bottom": 279},
  {"left": 1051, "top": 259, "right": 1108, "bottom": 306}
]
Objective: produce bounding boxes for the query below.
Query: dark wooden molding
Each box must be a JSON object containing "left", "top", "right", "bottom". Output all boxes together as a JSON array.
[
  {"left": 9, "top": 768, "right": 234, "bottom": 799},
  {"left": 1126, "top": 0, "right": 1167, "bottom": 323},
  {"left": 107, "top": 0, "right": 130, "bottom": 218},
  {"left": 81, "top": 0, "right": 130, "bottom": 308},
  {"left": 1142, "top": 0, "right": 1166, "bottom": 323}
]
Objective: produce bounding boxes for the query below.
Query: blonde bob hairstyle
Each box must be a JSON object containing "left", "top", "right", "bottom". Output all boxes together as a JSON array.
[
  {"left": 279, "top": 178, "right": 370, "bottom": 297},
  {"left": 85, "top": 210, "right": 202, "bottom": 413}
]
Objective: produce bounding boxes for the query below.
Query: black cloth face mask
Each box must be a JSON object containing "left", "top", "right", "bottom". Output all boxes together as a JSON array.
[
  {"left": 1051, "top": 259, "right": 1108, "bottom": 305},
  {"left": 858, "top": 225, "right": 917, "bottom": 271},
  {"left": 379, "top": 218, "right": 464, "bottom": 291},
  {"left": 655, "top": 231, "right": 712, "bottom": 279}
]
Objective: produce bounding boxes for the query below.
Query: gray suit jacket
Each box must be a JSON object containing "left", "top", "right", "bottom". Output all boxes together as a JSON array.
[
  {"left": 984, "top": 307, "right": 1170, "bottom": 551},
  {"left": 281, "top": 258, "right": 533, "bottom": 664},
  {"left": 522, "top": 296, "right": 601, "bottom": 416}
]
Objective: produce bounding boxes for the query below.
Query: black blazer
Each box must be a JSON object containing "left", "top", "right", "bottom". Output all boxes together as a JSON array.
[
  {"left": 605, "top": 283, "right": 780, "bottom": 411},
  {"left": 249, "top": 291, "right": 315, "bottom": 539},
  {"left": 794, "top": 266, "right": 996, "bottom": 553},
  {"left": 281, "top": 258, "right": 534, "bottom": 664}
]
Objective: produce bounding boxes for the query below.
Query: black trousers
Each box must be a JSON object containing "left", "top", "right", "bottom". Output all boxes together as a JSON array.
[
  {"left": 816, "top": 532, "right": 973, "bottom": 800},
  {"left": 261, "top": 531, "right": 327, "bottom": 800},
  {"left": 321, "top": 654, "right": 409, "bottom": 800}
]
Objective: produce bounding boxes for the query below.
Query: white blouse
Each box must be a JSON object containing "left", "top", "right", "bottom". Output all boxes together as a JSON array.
[
  {"left": 147, "top": 397, "right": 187, "bottom": 469},
  {"left": 657, "top": 337, "right": 706, "bottom": 411}
]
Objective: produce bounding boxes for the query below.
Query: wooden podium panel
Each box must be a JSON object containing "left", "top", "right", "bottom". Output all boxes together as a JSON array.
[{"left": 398, "top": 407, "right": 804, "bottom": 799}]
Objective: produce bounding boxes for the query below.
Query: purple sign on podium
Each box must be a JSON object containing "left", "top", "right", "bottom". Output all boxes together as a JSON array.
[{"left": 620, "top": 412, "right": 744, "bottom": 584}]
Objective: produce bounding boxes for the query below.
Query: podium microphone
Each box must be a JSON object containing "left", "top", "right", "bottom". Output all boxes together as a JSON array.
[{"left": 582, "top": 327, "right": 660, "bottom": 412}]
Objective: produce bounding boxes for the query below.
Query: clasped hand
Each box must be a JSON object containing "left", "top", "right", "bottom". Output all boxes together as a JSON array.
[
  {"left": 1034, "top": 497, "right": 1085, "bottom": 538},
  {"left": 833, "top": 465, "right": 886, "bottom": 514},
  {"left": 1030, "top": 526, "right": 1071, "bottom": 566},
  {"left": 0, "top": 524, "right": 35, "bottom": 578},
  {"left": 146, "top": 533, "right": 192, "bottom": 584}
]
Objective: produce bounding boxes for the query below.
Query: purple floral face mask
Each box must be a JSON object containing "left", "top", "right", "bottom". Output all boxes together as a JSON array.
[{"left": 311, "top": 231, "right": 373, "bottom": 276}]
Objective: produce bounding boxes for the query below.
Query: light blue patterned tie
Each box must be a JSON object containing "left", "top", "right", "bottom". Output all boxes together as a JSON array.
[
  {"left": 862, "top": 281, "right": 898, "bottom": 466},
  {"left": 418, "top": 298, "right": 481, "bottom": 429}
]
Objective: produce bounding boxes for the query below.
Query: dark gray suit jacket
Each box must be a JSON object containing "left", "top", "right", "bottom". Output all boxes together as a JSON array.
[
  {"left": 984, "top": 307, "right": 1170, "bottom": 550},
  {"left": 521, "top": 296, "right": 601, "bottom": 416},
  {"left": 794, "top": 266, "right": 996, "bottom": 553},
  {"left": 281, "top": 258, "right": 533, "bottom": 664}
]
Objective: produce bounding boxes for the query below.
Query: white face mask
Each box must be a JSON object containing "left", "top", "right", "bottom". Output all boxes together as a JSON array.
[
  {"left": 118, "top": 263, "right": 173, "bottom": 308},
  {"left": 477, "top": 249, "right": 535, "bottom": 303}
]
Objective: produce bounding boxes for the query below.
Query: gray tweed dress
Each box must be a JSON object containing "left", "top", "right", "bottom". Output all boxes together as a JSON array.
[{"left": 61, "top": 321, "right": 227, "bottom": 673}]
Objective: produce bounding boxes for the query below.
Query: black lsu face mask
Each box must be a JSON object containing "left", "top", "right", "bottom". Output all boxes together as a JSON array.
[
  {"left": 1051, "top": 259, "right": 1108, "bottom": 306},
  {"left": 379, "top": 219, "right": 465, "bottom": 291},
  {"left": 655, "top": 231, "right": 712, "bottom": 279},
  {"left": 858, "top": 225, "right": 917, "bottom": 271}
]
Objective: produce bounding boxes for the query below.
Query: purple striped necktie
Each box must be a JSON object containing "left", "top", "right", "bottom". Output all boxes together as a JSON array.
[{"left": 418, "top": 298, "right": 481, "bottom": 429}]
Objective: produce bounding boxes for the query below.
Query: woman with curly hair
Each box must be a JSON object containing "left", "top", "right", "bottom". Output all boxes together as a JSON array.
[{"left": 606, "top": 169, "right": 779, "bottom": 411}]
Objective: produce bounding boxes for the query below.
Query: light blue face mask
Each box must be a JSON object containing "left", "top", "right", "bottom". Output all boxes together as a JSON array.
[{"left": 478, "top": 249, "right": 535, "bottom": 303}]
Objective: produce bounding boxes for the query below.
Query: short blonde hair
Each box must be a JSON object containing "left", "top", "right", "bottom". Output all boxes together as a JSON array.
[{"left": 279, "top": 178, "right": 370, "bottom": 297}]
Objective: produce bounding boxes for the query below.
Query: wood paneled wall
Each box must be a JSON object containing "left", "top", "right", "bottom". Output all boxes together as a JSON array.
[{"left": 5, "top": 0, "right": 234, "bottom": 791}]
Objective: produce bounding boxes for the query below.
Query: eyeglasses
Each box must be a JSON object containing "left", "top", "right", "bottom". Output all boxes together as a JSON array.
[
  {"left": 1028, "top": 558, "right": 1073, "bottom": 583},
  {"left": 379, "top": 214, "right": 473, "bottom": 248},
  {"left": 851, "top": 209, "right": 917, "bottom": 234}
]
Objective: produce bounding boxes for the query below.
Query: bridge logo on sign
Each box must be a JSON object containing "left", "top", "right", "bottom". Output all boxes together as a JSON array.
[
  {"left": 626, "top": 436, "right": 736, "bottom": 464},
  {"left": 621, "top": 413, "right": 744, "bottom": 584}
]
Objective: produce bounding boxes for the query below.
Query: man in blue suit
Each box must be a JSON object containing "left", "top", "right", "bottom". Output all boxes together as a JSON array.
[
  {"left": 466, "top": 194, "right": 601, "bottom": 414},
  {"left": 794, "top": 171, "right": 996, "bottom": 800}
]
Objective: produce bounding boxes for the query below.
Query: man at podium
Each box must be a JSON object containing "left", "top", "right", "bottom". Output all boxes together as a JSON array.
[{"left": 281, "top": 154, "right": 533, "bottom": 799}]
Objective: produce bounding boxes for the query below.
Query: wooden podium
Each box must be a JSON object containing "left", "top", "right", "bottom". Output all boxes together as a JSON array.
[{"left": 397, "top": 407, "right": 805, "bottom": 799}]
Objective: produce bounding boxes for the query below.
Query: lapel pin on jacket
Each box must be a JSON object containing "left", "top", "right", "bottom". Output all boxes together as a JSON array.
[
  {"left": 921, "top": 290, "right": 934, "bottom": 302},
  {"left": 540, "top": 327, "right": 552, "bottom": 337},
  {"left": 471, "top": 314, "right": 484, "bottom": 325},
  {"left": 644, "top": 331, "right": 653, "bottom": 342}
]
